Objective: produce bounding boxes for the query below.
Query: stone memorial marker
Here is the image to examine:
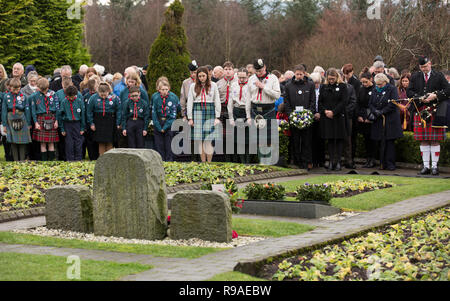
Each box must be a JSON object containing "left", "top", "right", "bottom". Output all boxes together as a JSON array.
[
  {"left": 93, "top": 149, "right": 168, "bottom": 240},
  {"left": 170, "top": 190, "right": 232, "bottom": 243},
  {"left": 45, "top": 185, "right": 93, "bottom": 233}
]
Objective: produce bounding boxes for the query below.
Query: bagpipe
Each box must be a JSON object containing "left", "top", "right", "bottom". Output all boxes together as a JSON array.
[{"left": 388, "top": 90, "right": 448, "bottom": 129}]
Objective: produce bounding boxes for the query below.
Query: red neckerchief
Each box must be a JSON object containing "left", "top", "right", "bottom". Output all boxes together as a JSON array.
[
  {"left": 201, "top": 87, "right": 207, "bottom": 110},
  {"left": 191, "top": 76, "right": 195, "bottom": 82},
  {"left": 66, "top": 96, "right": 76, "bottom": 120},
  {"left": 257, "top": 74, "right": 268, "bottom": 102},
  {"left": 102, "top": 97, "right": 106, "bottom": 116},
  {"left": 224, "top": 76, "right": 233, "bottom": 105},
  {"left": 43, "top": 93, "right": 50, "bottom": 114},
  {"left": 239, "top": 82, "right": 248, "bottom": 101},
  {"left": 161, "top": 94, "right": 168, "bottom": 117},
  {"left": 133, "top": 97, "right": 140, "bottom": 119},
  {"left": 12, "top": 93, "right": 23, "bottom": 115}
]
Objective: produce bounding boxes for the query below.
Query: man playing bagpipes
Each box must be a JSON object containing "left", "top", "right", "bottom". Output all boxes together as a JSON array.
[{"left": 404, "top": 56, "right": 450, "bottom": 176}]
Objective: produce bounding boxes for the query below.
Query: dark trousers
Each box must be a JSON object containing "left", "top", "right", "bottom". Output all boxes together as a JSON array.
[
  {"left": 327, "top": 139, "right": 344, "bottom": 165},
  {"left": 64, "top": 121, "right": 84, "bottom": 161},
  {"left": 291, "top": 127, "right": 312, "bottom": 168},
  {"left": 11, "top": 144, "right": 27, "bottom": 161},
  {"left": 311, "top": 121, "right": 325, "bottom": 166},
  {"left": 2, "top": 136, "right": 13, "bottom": 161},
  {"left": 377, "top": 139, "right": 396, "bottom": 169},
  {"left": 358, "top": 122, "right": 376, "bottom": 160},
  {"left": 344, "top": 119, "right": 357, "bottom": 164},
  {"left": 126, "top": 119, "right": 145, "bottom": 149},
  {"left": 154, "top": 129, "right": 174, "bottom": 161},
  {"left": 82, "top": 129, "right": 99, "bottom": 160}
]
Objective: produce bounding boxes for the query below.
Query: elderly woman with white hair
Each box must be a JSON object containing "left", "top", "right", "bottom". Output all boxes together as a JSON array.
[
  {"left": 21, "top": 71, "right": 39, "bottom": 97},
  {"left": 368, "top": 73, "right": 403, "bottom": 171}
]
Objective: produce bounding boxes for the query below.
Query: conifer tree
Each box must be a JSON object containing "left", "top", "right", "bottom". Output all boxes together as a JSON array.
[{"left": 146, "top": 0, "right": 191, "bottom": 97}]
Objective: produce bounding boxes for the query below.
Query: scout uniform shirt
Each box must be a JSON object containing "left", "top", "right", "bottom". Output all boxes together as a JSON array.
[
  {"left": 180, "top": 76, "right": 195, "bottom": 117},
  {"left": 217, "top": 75, "right": 238, "bottom": 106},
  {"left": 122, "top": 95, "right": 150, "bottom": 130},
  {"left": 30, "top": 90, "right": 60, "bottom": 123},
  {"left": 57, "top": 93, "right": 86, "bottom": 133},
  {"left": 152, "top": 91, "right": 181, "bottom": 133},
  {"left": 186, "top": 82, "right": 221, "bottom": 120},
  {"left": 246, "top": 73, "right": 281, "bottom": 119},
  {"left": 1, "top": 91, "right": 32, "bottom": 127},
  {"left": 86, "top": 93, "right": 122, "bottom": 127},
  {"left": 228, "top": 81, "right": 250, "bottom": 121}
]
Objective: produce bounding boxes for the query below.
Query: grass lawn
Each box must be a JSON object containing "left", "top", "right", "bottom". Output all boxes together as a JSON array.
[
  {"left": 0, "top": 217, "right": 314, "bottom": 259},
  {"left": 0, "top": 252, "right": 152, "bottom": 281},
  {"left": 239, "top": 175, "right": 450, "bottom": 212}
]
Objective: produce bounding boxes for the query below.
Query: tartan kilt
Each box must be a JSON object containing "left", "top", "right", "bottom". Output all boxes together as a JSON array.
[
  {"left": 413, "top": 113, "right": 446, "bottom": 141},
  {"left": 32, "top": 113, "right": 59, "bottom": 143},
  {"left": 191, "top": 102, "right": 221, "bottom": 141},
  {"left": 6, "top": 112, "right": 31, "bottom": 144}
]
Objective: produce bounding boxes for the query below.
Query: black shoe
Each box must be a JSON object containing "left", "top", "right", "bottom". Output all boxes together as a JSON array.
[
  {"left": 334, "top": 163, "right": 342, "bottom": 171},
  {"left": 431, "top": 168, "right": 439, "bottom": 176},
  {"left": 418, "top": 167, "right": 431, "bottom": 175}
]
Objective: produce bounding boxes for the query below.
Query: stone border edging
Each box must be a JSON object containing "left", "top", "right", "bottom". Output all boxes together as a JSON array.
[
  {"left": 0, "top": 207, "right": 45, "bottom": 223},
  {"left": 0, "top": 169, "right": 307, "bottom": 224},
  {"left": 233, "top": 200, "right": 450, "bottom": 278}
]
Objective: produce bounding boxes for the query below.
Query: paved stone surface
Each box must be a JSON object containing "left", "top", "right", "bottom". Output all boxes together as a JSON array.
[{"left": 1, "top": 188, "right": 448, "bottom": 281}]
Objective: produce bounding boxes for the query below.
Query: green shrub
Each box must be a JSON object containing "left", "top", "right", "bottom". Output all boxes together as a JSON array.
[
  {"left": 295, "top": 183, "right": 332, "bottom": 203},
  {"left": 243, "top": 183, "right": 286, "bottom": 201}
]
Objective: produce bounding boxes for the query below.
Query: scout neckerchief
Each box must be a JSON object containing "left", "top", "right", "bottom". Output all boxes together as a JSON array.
[
  {"left": 201, "top": 86, "right": 207, "bottom": 110},
  {"left": 239, "top": 82, "right": 248, "bottom": 101},
  {"left": 161, "top": 94, "right": 168, "bottom": 117},
  {"left": 43, "top": 92, "right": 50, "bottom": 114},
  {"left": 133, "top": 97, "right": 140, "bottom": 119},
  {"left": 102, "top": 96, "right": 107, "bottom": 117},
  {"left": 224, "top": 76, "right": 233, "bottom": 105},
  {"left": 257, "top": 73, "right": 269, "bottom": 102},
  {"left": 12, "top": 93, "right": 23, "bottom": 114},
  {"left": 66, "top": 96, "right": 76, "bottom": 121}
]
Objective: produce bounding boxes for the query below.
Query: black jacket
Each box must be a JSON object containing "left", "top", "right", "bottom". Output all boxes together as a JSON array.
[
  {"left": 369, "top": 84, "right": 403, "bottom": 141},
  {"left": 318, "top": 83, "right": 348, "bottom": 139},
  {"left": 356, "top": 85, "right": 375, "bottom": 119},
  {"left": 345, "top": 84, "right": 357, "bottom": 119},
  {"left": 284, "top": 77, "right": 315, "bottom": 114},
  {"left": 407, "top": 70, "right": 450, "bottom": 106}
]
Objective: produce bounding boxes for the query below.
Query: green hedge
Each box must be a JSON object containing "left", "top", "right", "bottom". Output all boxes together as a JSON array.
[{"left": 355, "top": 131, "right": 450, "bottom": 166}]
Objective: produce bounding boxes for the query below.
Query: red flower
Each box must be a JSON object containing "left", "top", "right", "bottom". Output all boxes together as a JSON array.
[
  {"left": 232, "top": 230, "right": 239, "bottom": 239},
  {"left": 167, "top": 216, "right": 171, "bottom": 223}
]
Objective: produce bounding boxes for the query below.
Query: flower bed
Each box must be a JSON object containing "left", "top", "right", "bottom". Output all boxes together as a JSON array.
[
  {"left": 0, "top": 161, "right": 274, "bottom": 212},
  {"left": 286, "top": 179, "right": 395, "bottom": 200},
  {"left": 262, "top": 207, "right": 449, "bottom": 281}
]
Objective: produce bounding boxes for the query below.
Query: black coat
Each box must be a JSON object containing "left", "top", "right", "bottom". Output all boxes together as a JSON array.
[
  {"left": 284, "top": 78, "right": 315, "bottom": 114},
  {"left": 357, "top": 85, "right": 375, "bottom": 119},
  {"left": 318, "top": 83, "right": 348, "bottom": 139},
  {"left": 369, "top": 84, "right": 403, "bottom": 141},
  {"left": 407, "top": 70, "right": 450, "bottom": 107},
  {"left": 345, "top": 84, "right": 357, "bottom": 119}
]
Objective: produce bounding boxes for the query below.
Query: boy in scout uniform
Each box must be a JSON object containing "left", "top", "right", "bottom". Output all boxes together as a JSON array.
[
  {"left": 57, "top": 85, "right": 86, "bottom": 161},
  {"left": 122, "top": 86, "right": 150, "bottom": 149}
]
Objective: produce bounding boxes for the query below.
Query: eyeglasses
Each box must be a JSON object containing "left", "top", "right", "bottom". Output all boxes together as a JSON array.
[{"left": 130, "top": 94, "right": 140, "bottom": 98}]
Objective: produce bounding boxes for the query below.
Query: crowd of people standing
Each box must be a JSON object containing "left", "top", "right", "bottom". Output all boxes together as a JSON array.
[{"left": 0, "top": 55, "right": 449, "bottom": 175}]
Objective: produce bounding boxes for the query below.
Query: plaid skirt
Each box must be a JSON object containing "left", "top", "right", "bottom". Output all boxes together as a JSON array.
[
  {"left": 32, "top": 113, "right": 59, "bottom": 143},
  {"left": 6, "top": 112, "right": 31, "bottom": 144},
  {"left": 413, "top": 113, "right": 446, "bottom": 141},
  {"left": 191, "top": 102, "right": 221, "bottom": 141}
]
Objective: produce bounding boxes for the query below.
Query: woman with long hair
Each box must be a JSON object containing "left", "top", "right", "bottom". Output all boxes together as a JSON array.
[{"left": 187, "top": 66, "right": 221, "bottom": 163}]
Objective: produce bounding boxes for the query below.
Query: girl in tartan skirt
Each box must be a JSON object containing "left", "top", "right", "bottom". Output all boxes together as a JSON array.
[
  {"left": 187, "top": 66, "right": 221, "bottom": 163},
  {"left": 30, "top": 77, "right": 59, "bottom": 161},
  {"left": 1, "top": 78, "right": 32, "bottom": 161}
]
